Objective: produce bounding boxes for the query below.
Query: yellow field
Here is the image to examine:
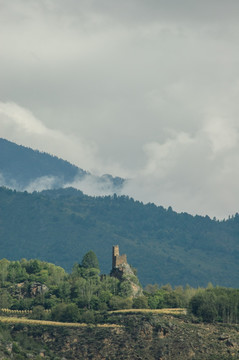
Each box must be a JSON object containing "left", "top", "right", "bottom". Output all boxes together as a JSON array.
[
  {"left": 0, "top": 308, "right": 186, "bottom": 328},
  {"left": 0, "top": 316, "right": 122, "bottom": 328},
  {"left": 109, "top": 308, "right": 187, "bottom": 315}
]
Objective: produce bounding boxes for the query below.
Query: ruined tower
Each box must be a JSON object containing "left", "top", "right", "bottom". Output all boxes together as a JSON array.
[
  {"left": 112, "top": 245, "right": 127, "bottom": 269},
  {"left": 110, "top": 245, "right": 143, "bottom": 297}
]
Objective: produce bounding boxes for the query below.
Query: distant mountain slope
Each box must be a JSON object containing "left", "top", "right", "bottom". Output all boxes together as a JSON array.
[
  {"left": 0, "top": 138, "right": 124, "bottom": 192},
  {"left": 0, "top": 186, "right": 238, "bottom": 287}
]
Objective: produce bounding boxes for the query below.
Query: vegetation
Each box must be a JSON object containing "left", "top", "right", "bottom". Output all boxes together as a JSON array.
[
  {"left": 0, "top": 137, "right": 82, "bottom": 188},
  {"left": 189, "top": 287, "right": 239, "bottom": 323},
  {"left": 0, "top": 315, "right": 238, "bottom": 360},
  {"left": 0, "top": 186, "right": 239, "bottom": 287},
  {"left": 0, "top": 255, "right": 238, "bottom": 359},
  {"left": 1, "top": 139, "right": 239, "bottom": 359},
  {"left": 0, "top": 137, "right": 123, "bottom": 191},
  {"left": 0, "top": 254, "right": 138, "bottom": 322},
  {"left": 0, "top": 256, "right": 238, "bottom": 326}
]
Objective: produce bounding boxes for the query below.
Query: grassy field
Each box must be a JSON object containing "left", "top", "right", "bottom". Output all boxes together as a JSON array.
[
  {"left": 0, "top": 316, "right": 122, "bottom": 328},
  {"left": 0, "top": 308, "right": 187, "bottom": 329},
  {"left": 109, "top": 308, "right": 187, "bottom": 315}
]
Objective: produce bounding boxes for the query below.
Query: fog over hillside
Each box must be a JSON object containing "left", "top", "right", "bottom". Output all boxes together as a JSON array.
[
  {"left": 0, "top": 138, "right": 124, "bottom": 196},
  {"left": 1, "top": 1, "right": 239, "bottom": 218}
]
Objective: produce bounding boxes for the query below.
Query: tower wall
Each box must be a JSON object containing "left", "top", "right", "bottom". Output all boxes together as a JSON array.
[
  {"left": 112, "top": 245, "right": 127, "bottom": 269},
  {"left": 115, "top": 254, "right": 127, "bottom": 267}
]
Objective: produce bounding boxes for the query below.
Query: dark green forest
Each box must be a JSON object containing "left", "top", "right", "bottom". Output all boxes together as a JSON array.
[{"left": 0, "top": 186, "right": 239, "bottom": 287}]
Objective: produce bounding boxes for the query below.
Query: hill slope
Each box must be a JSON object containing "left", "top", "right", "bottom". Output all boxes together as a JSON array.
[
  {"left": 0, "top": 186, "right": 238, "bottom": 287},
  {"left": 0, "top": 138, "right": 123, "bottom": 192},
  {"left": 0, "top": 314, "right": 238, "bottom": 359}
]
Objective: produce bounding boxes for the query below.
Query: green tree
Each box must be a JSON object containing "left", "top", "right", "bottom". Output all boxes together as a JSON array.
[
  {"left": 51, "top": 303, "right": 80, "bottom": 322},
  {"left": 81, "top": 250, "right": 99, "bottom": 270},
  {"left": 109, "top": 296, "right": 132, "bottom": 310},
  {"left": 189, "top": 290, "right": 217, "bottom": 322},
  {"left": 31, "top": 305, "right": 46, "bottom": 320},
  {"left": 147, "top": 290, "right": 165, "bottom": 309},
  {"left": 0, "top": 289, "right": 12, "bottom": 308},
  {"left": 132, "top": 296, "right": 149, "bottom": 309}
]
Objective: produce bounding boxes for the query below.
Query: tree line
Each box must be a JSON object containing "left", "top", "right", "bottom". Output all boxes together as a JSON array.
[
  {"left": 1, "top": 185, "right": 239, "bottom": 288},
  {"left": 0, "top": 253, "right": 238, "bottom": 324}
]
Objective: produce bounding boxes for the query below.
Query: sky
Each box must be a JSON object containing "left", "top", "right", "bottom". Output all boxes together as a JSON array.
[{"left": 1, "top": 0, "right": 239, "bottom": 219}]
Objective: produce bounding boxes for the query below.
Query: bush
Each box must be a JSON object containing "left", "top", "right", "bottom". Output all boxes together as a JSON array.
[
  {"left": 51, "top": 303, "right": 80, "bottom": 322},
  {"left": 132, "top": 296, "right": 149, "bottom": 309},
  {"left": 109, "top": 296, "right": 133, "bottom": 310},
  {"left": 31, "top": 306, "right": 47, "bottom": 320}
]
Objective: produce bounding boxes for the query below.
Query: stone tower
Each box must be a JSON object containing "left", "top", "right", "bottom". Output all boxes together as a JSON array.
[
  {"left": 110, "top": 245, "right": 142, "bottom": 297},
  {"left": 112, "top": 245, "right": 127, "bottom": 269}
]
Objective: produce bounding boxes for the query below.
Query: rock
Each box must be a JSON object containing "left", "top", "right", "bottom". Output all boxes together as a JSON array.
[
  {"left": 30, "top": 283, "right": 48, "bottom": 297},
  {"left": 110, "top": 245, "right": 142, "bottom": 297}
]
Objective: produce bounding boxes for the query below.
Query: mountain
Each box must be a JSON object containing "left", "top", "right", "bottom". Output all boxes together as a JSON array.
[
  {"left": 0, "top": 186, "right": 238, "bottom": 287},
  {"left": 0, "top": 138, "right": 124, "bottom": 192}
]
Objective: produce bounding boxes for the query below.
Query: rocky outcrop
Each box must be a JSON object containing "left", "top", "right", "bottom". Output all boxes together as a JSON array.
[
  {"left": 110, "top": 245, "right": 142, "bottom": 297},
  {"left": 30, "top": 282, "right": 48, "bottom": 297}
]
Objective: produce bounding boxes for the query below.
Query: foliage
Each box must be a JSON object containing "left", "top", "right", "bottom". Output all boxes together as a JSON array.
[
  {"left": 132, "top": 296, "right": 149, "bottom": 309},
  {"left": 51, "top": 303, "right": 80, "bottom": 322},
  {"left": 0, "top": 185, "right": 239, "bottom": 288},
  {"left": 0, "top": 256, "right": 135, "bottom": 320},
  {"left": 0, "top": 138, "right": 82, "bottom": 189},
  {"left": 81, "top": 251, "right": 99, "bottom": 269},
  {"left": 189, "top": 287, "right": 239, "bottom": 323},
  {"left": 0, "top": 255, "right": 238, "bottom": 326}
]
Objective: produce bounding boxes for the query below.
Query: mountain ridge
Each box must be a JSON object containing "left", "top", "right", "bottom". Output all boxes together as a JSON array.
[
  {"left": 0, "top": 137, "right": 124, "bottom": 193},
  {"left": 0, "top": 138, "right": 238, "bottom": 287},
  {"left": 0, "top": 186, "right": 238, "bottom": 287}
]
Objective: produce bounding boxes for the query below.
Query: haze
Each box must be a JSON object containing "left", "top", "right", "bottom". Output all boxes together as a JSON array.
[{"left": 1, "top": 0, "right": 239, "bottom": 219}]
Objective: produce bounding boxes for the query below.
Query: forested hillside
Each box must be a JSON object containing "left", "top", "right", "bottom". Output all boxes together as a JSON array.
[
  {"left": 0, "top": 186, "right": 238, "bottom": 287},
  {"left": 0, "top": 138, "right": 123, "bottom": 191}
]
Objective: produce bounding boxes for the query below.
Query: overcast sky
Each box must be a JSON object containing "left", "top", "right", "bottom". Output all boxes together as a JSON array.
[{"left": 1, "top": 0, "right": 239, "bottom": 218}]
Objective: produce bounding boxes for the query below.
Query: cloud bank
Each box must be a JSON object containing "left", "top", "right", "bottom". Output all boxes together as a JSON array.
[
  {"left": 0, "top": 101, "right": 99, "bottom": 173},
  {"left": 1, "top": 1, "right": 239, "bottom": 218},
  {"left": 1, "top": 101, "right": 239, "bottom": 218},
  {"left": 124, "top": 116, "right": 239, "bottom": 219}
]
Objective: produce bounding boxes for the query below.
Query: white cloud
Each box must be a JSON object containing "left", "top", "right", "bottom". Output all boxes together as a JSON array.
[
  {"left": 25, "top": 176, "right": 59, "bottom": 193},
  {"left": 0, "top": 102, "right": 46, "bottom": 134},
  {"left": 1, "top": 1, "right": 239, "bottom": 218},
  {"left": 123, "top": 117, "right": 239, "bottom": 219},
  {"left": 64, "top": 173, "right": 122, "bottom": 197},
  {"left": 203, "top": 117, "right": 239, "bottom": 154},
  {"left": 0, "top": 101, "right": 98, "bottom": 173}
]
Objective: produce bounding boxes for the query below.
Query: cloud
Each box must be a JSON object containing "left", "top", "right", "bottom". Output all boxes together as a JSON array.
[
  {"left": 203, "top": 116, "right": 239, "bottom": 154},
  {"left": 25, "top": 176, "right": 61, "bottom": 193},
  {"left": 2, "top": 104, "right": 237, "bottom": 219},
  {"left": 64, "top": 173, "right": 123, "bottom": 197},
  {"left": 1, "top": 1, "right": 239, "bottom": 218},
  {"left": 24, "top": 172, "right": 123, "bottom": 197},
  {"left": 123, "top": 117, "right": 239, "bottom": 219},
  {"left": 0, "top": 101, "right": 99, "bottom": 173},
  {"left": 0, "top": 171, "right": 19, "bottom": 190},
  {"left": 0, "top": 102, "right": 46, "bottom": 134}
]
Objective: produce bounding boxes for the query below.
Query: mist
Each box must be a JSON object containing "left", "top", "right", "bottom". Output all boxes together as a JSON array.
[{"left": 1, "top": 1, "right": 239, "bottom": 218}]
